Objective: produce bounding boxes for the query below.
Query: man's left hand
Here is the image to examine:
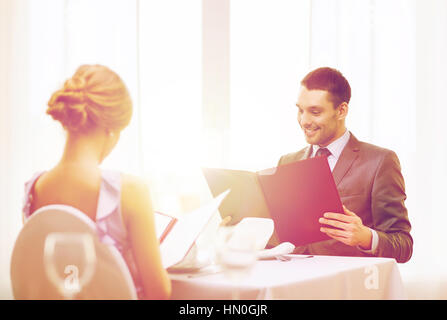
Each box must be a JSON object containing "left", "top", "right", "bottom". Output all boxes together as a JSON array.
[{"left": 319, "top": 205, "right": 372, "bottom": 250}]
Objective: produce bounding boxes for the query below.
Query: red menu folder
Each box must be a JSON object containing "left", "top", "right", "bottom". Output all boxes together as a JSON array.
[
  {"left": 202, "top": 156, "right": 344, "bottom": 247},
  {"left": 154, "top": 211, "right": 178, "bottom": 244},
  {"left": 257, "top": 156, "right": 343, "bottom": 246}
]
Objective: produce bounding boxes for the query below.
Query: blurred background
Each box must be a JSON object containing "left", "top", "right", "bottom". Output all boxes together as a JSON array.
[{"left": 1, "top": 0, "right": 446, "bottom": 299}]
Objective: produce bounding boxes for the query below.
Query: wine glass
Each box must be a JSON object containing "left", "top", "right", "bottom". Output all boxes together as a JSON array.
[
  {"left": 43, "top": 232, "right": 96, "bottom": 299},
  {"left": 214, "top": 226, "right": 258, "bottom": 299}
]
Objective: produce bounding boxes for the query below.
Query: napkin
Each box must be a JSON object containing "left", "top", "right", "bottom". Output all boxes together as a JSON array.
[{"left": 257, "top": 242, "right": 295, "bottom": 259}]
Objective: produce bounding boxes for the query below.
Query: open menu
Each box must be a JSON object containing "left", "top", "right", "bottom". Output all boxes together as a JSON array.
[
  {"left": 155, "top": 190, "right": 229, "bottom": 269},
  {"left": 202, "top": 156, "right": 344, "bottom": 247}
]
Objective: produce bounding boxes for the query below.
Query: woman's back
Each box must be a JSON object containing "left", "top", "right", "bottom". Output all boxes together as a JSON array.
[
  {"left": 31, "top": 165, "right": 102, "bottom": 222},
  {"left": 25, "top": 165, "right": 171, "bottom": 299}
]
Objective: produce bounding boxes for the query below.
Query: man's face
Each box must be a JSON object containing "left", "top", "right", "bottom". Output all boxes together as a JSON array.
[{"left": 296, "top": 86, "right": 344, "bottom": 147}]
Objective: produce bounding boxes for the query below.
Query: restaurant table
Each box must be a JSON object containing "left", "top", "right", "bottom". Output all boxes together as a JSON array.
[{"left": 169, "top": 254, "right": 406, "bottom": 299}]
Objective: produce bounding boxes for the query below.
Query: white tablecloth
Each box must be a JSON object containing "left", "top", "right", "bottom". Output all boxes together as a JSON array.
[{"left": 169, "top": 255, "right": 406, "bottom": 299}]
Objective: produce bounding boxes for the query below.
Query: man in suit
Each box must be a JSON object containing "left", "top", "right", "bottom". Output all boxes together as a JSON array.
[{"left": 278, "top": 67, "right": 413, "bottom": 263}]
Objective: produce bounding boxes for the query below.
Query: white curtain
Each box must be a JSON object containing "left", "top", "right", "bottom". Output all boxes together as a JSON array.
[
  {"left": 0, "top": 0, "right": 31, "bottom": 300},
  {"left": 1, "top": 0, "right": 447, "bottom": 299}
]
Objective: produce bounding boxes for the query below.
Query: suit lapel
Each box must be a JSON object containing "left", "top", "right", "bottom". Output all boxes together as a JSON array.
[{"left": 332, "top": 132, "right": 360, "bottom": 186}]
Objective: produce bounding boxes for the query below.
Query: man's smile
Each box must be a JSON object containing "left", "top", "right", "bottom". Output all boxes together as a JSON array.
[{"left": 304, "top": 127, "right": 320, "bottom": 137}]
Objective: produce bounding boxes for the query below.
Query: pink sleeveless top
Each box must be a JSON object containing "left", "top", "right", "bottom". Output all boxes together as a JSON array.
[{"left": 22, "top": 170, "right": 145, "bottom": 299}]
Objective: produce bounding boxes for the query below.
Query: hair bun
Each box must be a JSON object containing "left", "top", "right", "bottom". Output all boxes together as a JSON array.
[
  {"left": 47, "top": 64, "right": 133, "bottom": 133},
  {"left": 47, "top": 89, "right": 90, "bottom": 131}
]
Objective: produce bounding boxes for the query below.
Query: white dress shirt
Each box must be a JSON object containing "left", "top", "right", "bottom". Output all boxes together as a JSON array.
[{"left": 310, "top": 130, "right": 379, "bottom": 254}]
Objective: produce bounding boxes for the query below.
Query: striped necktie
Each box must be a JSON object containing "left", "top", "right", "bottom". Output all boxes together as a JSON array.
[{"left": 315, "top": 147, "right": 331, "bottom": 158}]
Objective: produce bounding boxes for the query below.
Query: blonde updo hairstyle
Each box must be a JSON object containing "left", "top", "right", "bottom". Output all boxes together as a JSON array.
[{"left": 47, "top": 64, "right": 132, "bottom": 133}]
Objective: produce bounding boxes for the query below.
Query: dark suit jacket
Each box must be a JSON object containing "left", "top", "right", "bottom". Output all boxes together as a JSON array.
[{"left": 278, "top": 132, "right": 413, "bottom": 263}]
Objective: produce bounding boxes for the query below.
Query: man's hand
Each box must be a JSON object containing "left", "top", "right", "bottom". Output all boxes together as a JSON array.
[
  {"left": 319, "top": 205, "right": 372, "bottom": 250},
  {"left": 219, "top": 216, "right": 232, "bottom": 227}
]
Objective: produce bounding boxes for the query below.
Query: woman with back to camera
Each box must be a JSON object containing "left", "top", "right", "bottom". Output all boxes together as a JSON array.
[{"left": 22, "top": 64, "right": 171, "bottom": 299}]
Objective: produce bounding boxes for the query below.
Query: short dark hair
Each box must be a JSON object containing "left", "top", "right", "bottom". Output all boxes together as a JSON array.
[{"left": 301, "top": 67, "right": 351, "bottom": 108}]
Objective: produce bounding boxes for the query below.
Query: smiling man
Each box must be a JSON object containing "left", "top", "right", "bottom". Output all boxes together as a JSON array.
[{"left": 278, "top": 67, "right": 413, "bottom": 263}]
